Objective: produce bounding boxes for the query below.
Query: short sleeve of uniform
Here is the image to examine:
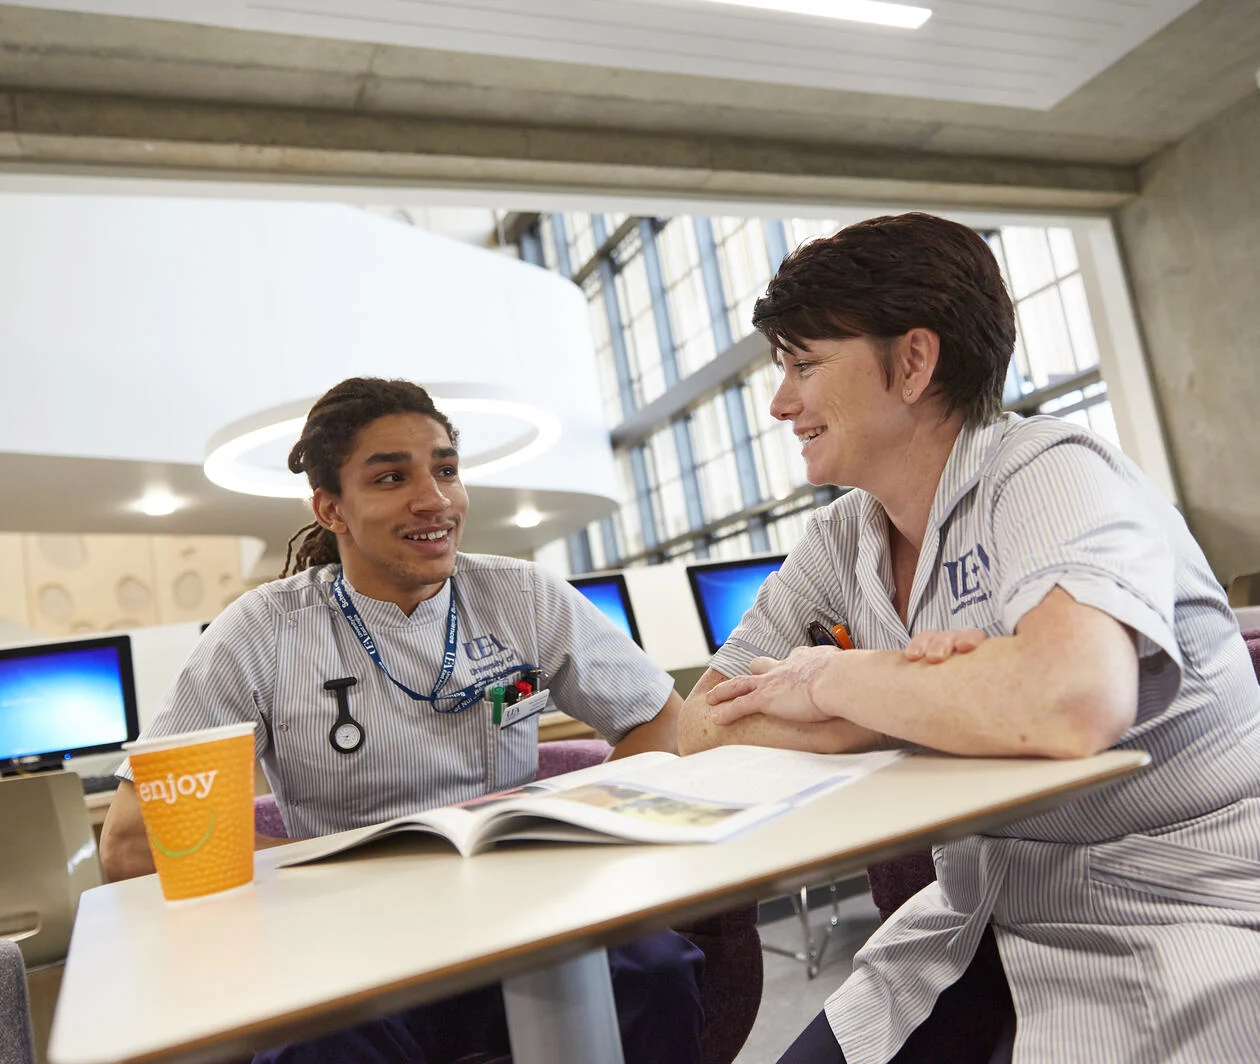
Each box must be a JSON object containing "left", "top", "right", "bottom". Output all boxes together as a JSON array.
[
  {"left": 530, "top": 565, "right": 675, "bottom": 745},
  {"left": 115, "top": 592, "right": 276, "bottom": 781},
  {"left": 991, "top": 440, "right": 1182, "bottom": 722},
  {"left": 711, "top": 509, "right": 850, "bottom": 678}
]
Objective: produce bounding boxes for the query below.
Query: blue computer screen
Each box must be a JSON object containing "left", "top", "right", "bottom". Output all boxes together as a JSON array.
[
  {"left": 0, "top": 640, "right": 134, "bottom": 763},
  {"left": 687, "top": 556, "right": 787, "bottom": 653},
  {"left": 569, "top": 575, "right": 642, "bottom": 646}
]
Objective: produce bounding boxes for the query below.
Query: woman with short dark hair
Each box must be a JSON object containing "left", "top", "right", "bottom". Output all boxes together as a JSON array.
[{"left": 682, "top": 213, "right": 1260, "bottom": 1064}]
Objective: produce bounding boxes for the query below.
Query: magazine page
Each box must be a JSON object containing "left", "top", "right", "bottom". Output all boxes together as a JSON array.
[
  {"left": 275, "top": 804, "right": 489, "bottom": 864},
  {"left": 524, "top": 750, "right": 678, "bottom": 794},
  {"left": 468, "top": 746, "right": 905, "bottom": 851},
  {"left": 612, "top": 746, "right": 904, "bottom": 807},
  {"left": 278, "top": 747, "right": 903, "bottom": 863},
  {"left": 274, "top": 751, "right": 680, "bottom": 865}
]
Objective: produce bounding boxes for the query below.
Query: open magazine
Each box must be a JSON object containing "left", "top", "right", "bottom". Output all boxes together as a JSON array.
[{"left": 276, "top": 746, "right": 904, "bottom": 864}]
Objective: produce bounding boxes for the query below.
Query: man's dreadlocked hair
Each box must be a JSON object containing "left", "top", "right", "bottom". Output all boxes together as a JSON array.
[{"left": 280, "top": 378, "right": 460, "bottom": 577}]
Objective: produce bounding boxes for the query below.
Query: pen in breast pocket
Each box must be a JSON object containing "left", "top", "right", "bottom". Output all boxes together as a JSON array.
[{"left": 806, "top": 621, "right": 853, "bottom": 650}]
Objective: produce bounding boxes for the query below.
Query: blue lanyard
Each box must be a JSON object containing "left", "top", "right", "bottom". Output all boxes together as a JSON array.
[{"left": 330, "top": 572, "right": 533, "bottom": 715}]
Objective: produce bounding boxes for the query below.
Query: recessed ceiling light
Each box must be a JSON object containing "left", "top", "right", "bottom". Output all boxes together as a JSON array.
[
  {"left": 512, "top": 507, "right": 543, "bottom": 529},
  {"left": 695, "top": 0, "right": 931, "bottom": 29},
  {"left": 135, "top": 490, "right": 182, "bottom": 517}
]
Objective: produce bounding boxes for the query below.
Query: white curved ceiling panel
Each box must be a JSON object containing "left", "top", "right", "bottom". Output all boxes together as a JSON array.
[{"left": 0, "top": 193, "right": 613, "bottom": 499}]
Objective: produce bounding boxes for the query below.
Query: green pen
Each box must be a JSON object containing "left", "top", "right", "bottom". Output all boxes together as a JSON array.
[{"left": 489, "top": 685, "right": 506, "bottom": 725}]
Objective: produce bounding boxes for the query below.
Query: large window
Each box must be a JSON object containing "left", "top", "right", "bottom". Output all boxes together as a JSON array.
[
  {"left": 563, "top": 213, "right": 598, "bottom": 273},
  {"left": 583, "top": 276, "right": 625, "bottom": 427},
  {"left": 785, "top": 217, "right": 841, "bottom": 251},
  {"left": 765, "top": 502, "right": 815, "bottom": 553},
  {"left": 611, "top": 230, "right": 667, "bottom": 409},
  {"left": 744, "top": 362, "right": 803, "bottom": 502},
  {"left": 614, "top": 452, "right": 644, "bottom": 558},
  {"left": 987, "top": 226, "right": 1118, "bottom": 447},
  {"left": 657, "top": 219, "right": 718, "bottom": 377},
  {"left": 712, "top": 216, "right": 773, "bottom": 343},
  {"left": 538, "top": 215, "right": 563, "bottom": 273},
  {"left": 642, "top": 427, "right": 691, "bottom": 542},
  {"left": 539, "top": 212, "right": 1139, "bottom": 574},
  {"left": 690, "top": 394, "right": 744, "bottom": 524}
]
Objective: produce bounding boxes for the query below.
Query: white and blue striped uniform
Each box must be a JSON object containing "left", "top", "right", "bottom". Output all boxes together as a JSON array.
[
  {"left": 121, "top": 553, "right": 674, "bottom": 839},
  {"left": 713, "top": 413, "right": 1260, "bottom": 1064}
]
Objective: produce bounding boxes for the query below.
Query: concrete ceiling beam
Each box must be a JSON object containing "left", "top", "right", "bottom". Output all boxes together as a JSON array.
[{"left": 0, "top": 88, "right": 1138, "bottom": 211}]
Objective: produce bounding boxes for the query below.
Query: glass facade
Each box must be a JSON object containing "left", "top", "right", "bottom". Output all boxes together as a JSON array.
[
  {"left": 530, "top": 213, "right": 1124, "bottom": 575},
  {"left": 987, "top": 227, "right": 1115, "bottom": 430}
]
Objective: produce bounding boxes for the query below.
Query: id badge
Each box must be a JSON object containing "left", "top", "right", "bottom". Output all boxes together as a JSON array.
[{"left": 499, "top": 689, "right": 549, "bottom": 729}]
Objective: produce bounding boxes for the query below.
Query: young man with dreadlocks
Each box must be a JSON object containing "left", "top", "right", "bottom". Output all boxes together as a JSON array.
[{"left": 101, "top": 377, "right": 703, "bottom": 1064}]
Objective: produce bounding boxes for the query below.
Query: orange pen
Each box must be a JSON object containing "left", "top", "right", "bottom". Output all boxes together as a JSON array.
[{"left": 807, "top": 621, "right": 853, "bottom": 650}]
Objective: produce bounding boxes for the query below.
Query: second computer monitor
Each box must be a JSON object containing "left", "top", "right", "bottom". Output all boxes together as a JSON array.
[
  {"left": 686, "top": 554, "right": 787, "bottom": 655},
  {"left": 568, "top": 573, "right": 643, "bottom": 647}
]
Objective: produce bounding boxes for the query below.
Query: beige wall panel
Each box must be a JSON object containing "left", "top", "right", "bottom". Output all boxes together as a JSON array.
[
  {"left": 22, "top": 533, "right": 159, "bottom": 636},
  {"left": 151, "top": 535, "right": 247, "bottom": 624},
  {"left": 0, "top": 533, "right": 31, "bottom": 629}
]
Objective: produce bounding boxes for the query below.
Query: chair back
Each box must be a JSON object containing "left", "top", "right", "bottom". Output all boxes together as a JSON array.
[
  {"left": 0, "top": 939, "right": 34, "bottom": 1064},
  {"left": 0, "top": 773, "right": 102, "bottom": 969},
  {"left": 537, "top": 738, "right": 612, "bottom": 779}
]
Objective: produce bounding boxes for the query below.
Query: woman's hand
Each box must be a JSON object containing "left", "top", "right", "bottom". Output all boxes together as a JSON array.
[
  {"left": 705, "top": 645, "right": 841, "bottom": 725},
  {"left": 903, "top": 628, "right": 988, "bottom": 664}
]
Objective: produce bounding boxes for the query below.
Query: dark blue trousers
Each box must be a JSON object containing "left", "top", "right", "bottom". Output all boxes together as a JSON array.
[{"left": 254, "top": 929, "right": 704, "bottom": 1064}]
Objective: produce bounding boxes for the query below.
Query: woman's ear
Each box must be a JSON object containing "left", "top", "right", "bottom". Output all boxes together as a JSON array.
[
  {"left": 311, "top": 488, "right": 347, "bottom": 535},
  {"left": 898, "top": 328, "right": 941, "bottom": 404}
]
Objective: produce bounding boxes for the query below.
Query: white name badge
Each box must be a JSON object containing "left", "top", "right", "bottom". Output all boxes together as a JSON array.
[{"left": 499, "top": 689, "right": 549, "bottom": 729}]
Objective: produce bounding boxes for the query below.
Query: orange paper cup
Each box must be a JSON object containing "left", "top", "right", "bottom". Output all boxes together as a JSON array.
[{"left": 124, "top": 723, "right": 256, "bottom": 902}]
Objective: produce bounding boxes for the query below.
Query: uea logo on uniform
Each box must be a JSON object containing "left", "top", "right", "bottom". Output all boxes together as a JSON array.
[
  {"left": 462, "top": 634, "right": 508, "bottom": 661},
  {"left": 943, "top": 543, "right": 992, "bottom": 614}
]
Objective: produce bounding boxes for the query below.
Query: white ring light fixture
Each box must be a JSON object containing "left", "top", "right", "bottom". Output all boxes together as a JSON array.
[{"left": 204, "top": 393, "right": 563, "bottom": 499}]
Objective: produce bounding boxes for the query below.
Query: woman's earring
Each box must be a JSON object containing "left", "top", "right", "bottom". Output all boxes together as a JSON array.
[{"left": 904, "top": 388, "right": 913, "bottom": 397}]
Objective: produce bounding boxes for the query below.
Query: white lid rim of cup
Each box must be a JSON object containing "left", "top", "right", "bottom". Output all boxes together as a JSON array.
[{"left": 123, "top": 722, "right": 256, "bottom": 755}]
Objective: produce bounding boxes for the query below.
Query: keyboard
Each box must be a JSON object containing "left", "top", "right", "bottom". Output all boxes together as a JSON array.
[{"left": 80, "top": 776, "right": 120, "bottom": 795}]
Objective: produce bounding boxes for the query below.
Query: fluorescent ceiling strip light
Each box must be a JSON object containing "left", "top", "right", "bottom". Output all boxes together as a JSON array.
[{"left": 695, "top": 0, "right": 931, "bottom": 29}]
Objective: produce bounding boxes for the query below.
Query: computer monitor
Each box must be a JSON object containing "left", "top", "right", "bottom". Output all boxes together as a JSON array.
[
  {"left": 568, "top": 573, "right": 643, "bottom": 647},
  {"left": 686, "top": 554, "right": 788, "bottom": 655},
  {"left": 0, "top": 635, "right": 140, "bottom": 774}
]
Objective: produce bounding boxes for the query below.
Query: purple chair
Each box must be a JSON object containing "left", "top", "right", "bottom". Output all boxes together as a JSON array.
[
  {"left": 537, "top": 738, "right": 614, "bottom": 780},
  {"left": 253, "top": 791, "right": 286, "bottom": 840},
  {"left": 1242, "top": 629, "right": 1260, "bottom": 682},
  {"left": 253, "top": 739, "right": 763, "bottom": 1064}
]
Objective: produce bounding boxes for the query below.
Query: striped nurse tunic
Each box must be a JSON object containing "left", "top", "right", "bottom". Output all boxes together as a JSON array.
[
  {"left": 121, "top": 553, "right": 674, "bottom": 839},
  {"left": 712, "top": 413, "right": 1260, "bottom": 1064}
]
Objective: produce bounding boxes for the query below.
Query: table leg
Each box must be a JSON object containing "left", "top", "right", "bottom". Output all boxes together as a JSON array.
[{"left": 502, "top": 948, "right": 625, "bottom": 1064}]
